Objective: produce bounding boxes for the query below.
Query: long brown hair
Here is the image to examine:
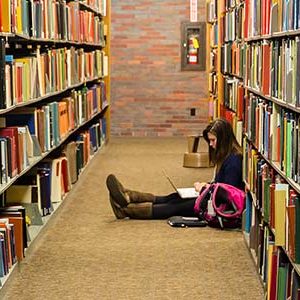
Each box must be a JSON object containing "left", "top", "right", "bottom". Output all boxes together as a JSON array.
[{"left": 202, "top": 118, "right": 241, "bottom": 172}]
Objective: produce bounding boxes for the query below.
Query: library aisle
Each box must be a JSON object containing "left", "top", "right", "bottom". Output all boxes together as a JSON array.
[{"left": 0, "top": 138, "right": 263, "bottom": 299}]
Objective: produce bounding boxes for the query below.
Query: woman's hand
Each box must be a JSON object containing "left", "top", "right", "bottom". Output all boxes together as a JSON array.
[{"left": 194, "top": 182, "right": 207, "bottom": 192}]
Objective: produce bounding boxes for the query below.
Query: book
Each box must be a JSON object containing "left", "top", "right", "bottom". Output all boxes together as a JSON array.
[
  {"left": 6, "top": 184, "right": 43, "bottom": 225},
  {"left": 47, "top": 157, "right": 70, "bottom": 203},
  {"left": 0, "top": 0, "right": 12, "bottom": 33},
  {"left": 5, "top": 55, "right": 14, "bottom": 108},
  {"left": 274, "top": 184, "right": 288, "bottom": 246},
  {"left": 291, "top": 268, "right": 300, "bottom": 299},
  {"left": 287, "top": 204, "right": 296, "bottom": 260},
  {"left": 0, "top": 225, "right": 10, "bottom": 271},
  {"left": 0, "top": 206, "right": 28, "bottom": 247},
  {"left": 276, "top": 250, "right": 289, "bottom": 299},
  {"left": 295, "top": 195, "right": 300, "bottom": 264},
  {"left": 0, "top": 127, "right": 20, "bottom": 177},
  {"left": 37, "top": 163, "right": 52, "bottom": 216},
  {"left": 0, "top": 211, "right": 24, "bottom": 261},
  {"left": 62, "top": 141, "right": 78, "bottom": 184},
  {"left": 5, "top": 107, "right": 39, "bottom": 136},
  {"left": 0, "top": 39, "right": 6, "bottom": 109},
  {"left": 0, "top": 230, "right": 9, "bottom": 276}
]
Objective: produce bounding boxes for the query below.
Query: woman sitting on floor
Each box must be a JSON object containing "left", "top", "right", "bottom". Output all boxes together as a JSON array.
[{"left": 106, "top": 118, "right": 244, "bottom": 219}]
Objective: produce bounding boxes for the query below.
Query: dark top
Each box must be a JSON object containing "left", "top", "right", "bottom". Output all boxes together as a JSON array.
[{"left": 214, "top": 152, "right": 244, "bottom": 191}]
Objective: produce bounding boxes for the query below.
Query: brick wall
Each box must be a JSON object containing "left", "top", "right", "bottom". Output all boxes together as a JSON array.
[{"left": 110, "top": 0, "right": 209, "bottom": 137}]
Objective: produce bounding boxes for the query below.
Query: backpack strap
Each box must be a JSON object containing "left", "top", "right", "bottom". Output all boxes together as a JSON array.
[
  {"left": 193, "top": 183, "right": 213, "bottom": 214},
  {"left": 211, "top": 183, "right": 245, "bottom": 218}
]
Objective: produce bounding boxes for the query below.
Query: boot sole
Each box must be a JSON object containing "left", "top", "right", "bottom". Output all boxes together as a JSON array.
[
  {"left": 109, "top": 196, "right": 127, "bottom": 219},
  {"left": 106, "top": 174, "right": 129, "bottom": 207}
]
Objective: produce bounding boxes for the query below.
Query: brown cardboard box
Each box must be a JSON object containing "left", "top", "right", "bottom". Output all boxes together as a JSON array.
[
  {"left": 183, "top": 135, "right": 211, "bottom": 168},
  {"left": 183, "top": 152, "right": 210, "bottom": 168}
]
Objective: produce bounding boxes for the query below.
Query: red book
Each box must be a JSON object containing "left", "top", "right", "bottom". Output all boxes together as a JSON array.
[
  {"left": 80, "top": 10, "right": 84, "bottom": 42},
  {"left": 287, "top": 204, "right": 296, "bottom": 260},
  {"left": 269, "top": 183, "right": 275, "bottom": 229},
  {"left": 15, "top": 63, "right": 23, "bottom": 103},
  {"left": 262, "top": 42, "right": 271, "bottom": 95},
  {"left": 61, "top": 157, "right": 70, "bottom": 194},
  {"left": 0, "top": 222, "right": 12, "bottom": 268},
  {"left": 0, "top": 127, "right": 19, "bottom": 177},
  {"left": 269, "top": 246, "right": 278, "bottom": 300},
  {"left": 237, "top": 84, "right": 245, "bottom": 120},
  {"left": 262, "top": 0, "right": 271, "bottom": 35},
  {"left": 0, "top": 214, "right": 24, "bottom": 262},
  {"left": 244, "top": 0, "right": 249, "bottom": 38}
]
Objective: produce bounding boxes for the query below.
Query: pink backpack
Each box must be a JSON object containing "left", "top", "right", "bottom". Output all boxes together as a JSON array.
[{"left": 194, "top": 183, "right": 245, "bottom": 229}]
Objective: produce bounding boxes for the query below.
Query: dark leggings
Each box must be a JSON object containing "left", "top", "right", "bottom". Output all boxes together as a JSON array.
[{"left": 152, "top": 193, "right": 197, "bottom": 219}]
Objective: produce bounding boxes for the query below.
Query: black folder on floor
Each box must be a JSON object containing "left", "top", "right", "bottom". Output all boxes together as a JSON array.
[{"left": 167, "top": 216, "right": 207, "bottom": 228}]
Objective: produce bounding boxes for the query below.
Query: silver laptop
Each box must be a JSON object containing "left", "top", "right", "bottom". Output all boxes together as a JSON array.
[{"left": 163, "top": 170, "right": 199, "bottom": 199}]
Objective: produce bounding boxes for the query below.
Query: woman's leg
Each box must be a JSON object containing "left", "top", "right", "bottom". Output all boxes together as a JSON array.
[
  {"left": 152, "top": 197, "right": 197, "bottom": 219},
  {"left": 106, "top": 174, "right": 196, "bottom": 219},
  {"left": 106, "top": 174, "right": 155, "bottom": 205},
  {"left": 154, "top": 193, "right": 182, "bottom": 204},
  {"left": 107, "top": 174, "right": 155, "bottom": 219}
]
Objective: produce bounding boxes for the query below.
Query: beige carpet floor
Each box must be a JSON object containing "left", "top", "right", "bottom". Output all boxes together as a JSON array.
[{"left": 0, "top": 137, "right": 264, "bottom": 300}]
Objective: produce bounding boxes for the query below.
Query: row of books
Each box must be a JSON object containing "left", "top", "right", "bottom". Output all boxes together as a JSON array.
[
  {"left": 0, "top": 0, "right": 106, "bottom": 45},
  {"left": 245, "top": 217, "right": 300, "bottom": 299},
  {"left": 7, "top": 117, "right": 106, "bottom": 216},
  {"left": 219, "top": 104, "right": 243, "bottom": 145},
  {"left": 243, "top": 148, "right": 300, "bottom": 257},
  {"left": 221, "top": 41, "right": 246, "bottom": 79},
  {"left": 218, "top": 1, "right": 245, "bottom": 126},
  {"left": 222, "top": 0, "right": 242, "bottom": 11},
  {"left": 245, "top": 38, "right": 300, "bottom": 107},
  {"left": 209, "top": 23, "right": 218, "bottom": 48},
  {"left": 243, "top": 158, "right": 300, "bottom": 298},
  {"left": 220, "top": 0, "right": 300, "bottom": 41},
  {"left": 79, "top": 0, "right": 107, "bottom": 16},
  {"left": 218, "top": 7, "right": 300, "bottom": 124},
  {"left": 208, "top": 72, "right": 218, "bottom": 96},
  {"left": 222, "top": 75, "right": 245, "bottom": 120},
  {"left": 222, "top": 5, "right": 244, "bottom": 42},
  {"left": 206, "top": 0, "right": 217, "bottom": 24},
  {"left": 209, "top": 48, "right": 218, "bottom": 73},
  {"left": 208, "top": 22, "right": 218, "bottom": 99},
  {"left": 244, "top": 93, "right": 300, "bottom": 183},
  {"left": 207, "top": 0, "right": 219, "bottom": 120},
  {"left": 243, "top": 153, "right": 300, "bottom": 293},
  {"left": 244, "top": 0, "right": 300, "bottom": 38},
  {"left": 2, "top": 40, "right": 108, "bottom": 109},
  {"left": 0, "top": 116, "right": 106, "bottom": 279},
  {"left": 0, "top": 216, "right": 18, "bottom": 277},
  {"left": 0, "top": 126, "right": 32, "bottom": 183},
  {"left": 0, "top": 82, "right": 107, "bottom": 185},
  {"left": 266, "top": 247, "right": 300, "bottom": 299},
  {"left": 0, "top": 206, "right": 28, "bottom": 276}
]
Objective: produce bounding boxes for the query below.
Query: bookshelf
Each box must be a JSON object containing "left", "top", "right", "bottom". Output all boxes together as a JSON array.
[
  {"left": 209, "top": 0, "right": 300, "bottom": 298},
  {"left": 206, "top": 0, "right": 218, "bottom": 121},
  {"left": 0, "top": 0, "right": 110, "bottom": 287}
]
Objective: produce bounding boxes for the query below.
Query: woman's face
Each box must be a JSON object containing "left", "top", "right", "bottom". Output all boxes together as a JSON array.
[{"left": 207, "top": 132, "right": 217, "bottom": 149}]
